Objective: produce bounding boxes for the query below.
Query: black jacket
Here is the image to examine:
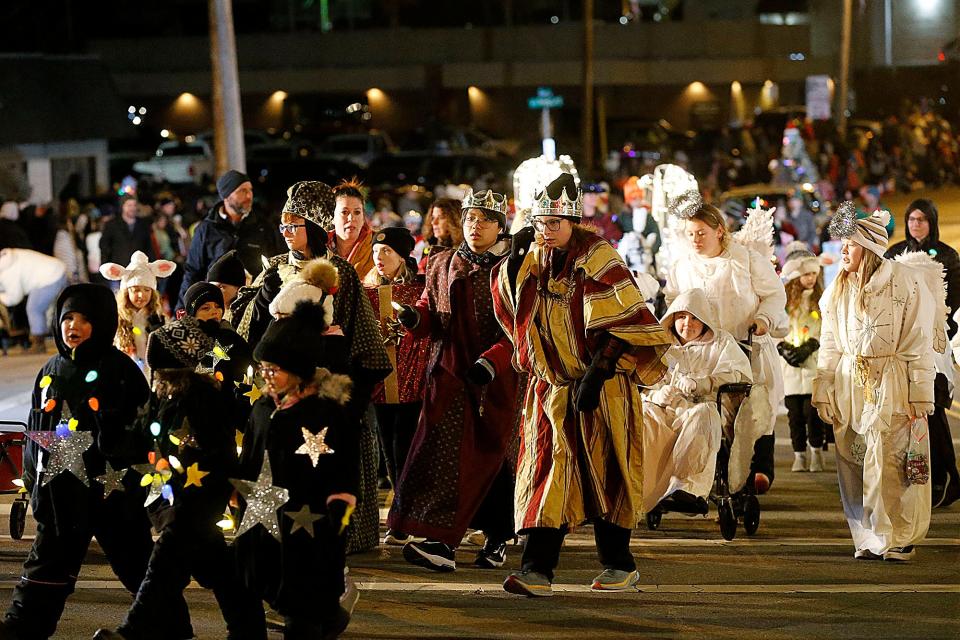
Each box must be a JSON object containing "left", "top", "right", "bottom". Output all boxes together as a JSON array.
[
  {"left": 99, "top": 216, "right": 155, "bottom": 267},
  {"left": 885, "top": 211, "right": 960, "bottom": 338},
  {"left": 176, "top": 203, "right": 284, "bottom": 311},
  {"left": 135, "top": 369, "right": 238, "bottom": 531},
  {"left": 25, "top": 284, "right": 150, "bottom": 536},
  {"left": 235, "top": 370, "right": 355, "bottom": 612}
]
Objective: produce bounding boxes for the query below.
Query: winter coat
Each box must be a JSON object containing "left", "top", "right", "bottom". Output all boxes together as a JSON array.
[
  {"left": 99, "top": 216, "right": 154, "bottom": 269},
  {"left": 176, "top": 203, "right": 284, "bottom": 311},
  {"left": 136, "top": 369, "right": 238, "bottom": 531},
  {"left": 780, "top": 290, "right": 822, "bottom": 396},
  {"left": 885, "top": 211, "right": 960, "bottom": 338},
  {"left": 0, "top": 248, "right": 66, "bottom": 307},
  {"left": 24, "top": 284, "right": 151, "bottom": 536},
  {"left": 235, "top": 369, "right": 355, "bottom": 613}
]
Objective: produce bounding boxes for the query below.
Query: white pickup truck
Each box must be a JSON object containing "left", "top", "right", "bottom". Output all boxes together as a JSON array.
[{"left": 133, "top": 140, "right": 214, "bottom": 184}]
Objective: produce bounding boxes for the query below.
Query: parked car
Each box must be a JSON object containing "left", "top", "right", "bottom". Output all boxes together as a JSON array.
[
  {"left": 718, "top": 182, "right": 821, "bottom": 229},
  {"left": 197, "top": 129, "right": 313, "bottom": 162},
  {"left": 132, "top": 140, "right": 214, "bottom": 185},
  {"left": 316, "top": 131, "right": 395, "bottom": 168}
]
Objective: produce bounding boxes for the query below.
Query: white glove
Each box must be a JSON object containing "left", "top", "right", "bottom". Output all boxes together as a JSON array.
[
  {"left": 910, "top": 402, "right": 935, "bottom": 418},
  {"left": 675, "top": 376, "right": 698, "bottom": 395}
]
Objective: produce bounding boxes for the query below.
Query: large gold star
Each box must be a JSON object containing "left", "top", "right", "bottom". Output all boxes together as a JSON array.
[
  {"left": 184, "top": 462, "right": 210, "bottom": 489},
  {"left": 242, "top": 384, "right": 263, "bottom": 405},
  {"left": 295, "top": 427, "right": 334, "bottom": 467},
  {"left": 285, "top": 504, "right": 323, "bottom": 537}
]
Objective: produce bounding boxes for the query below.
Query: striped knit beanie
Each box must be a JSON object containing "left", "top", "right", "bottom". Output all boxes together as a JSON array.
[{"left": 828, "top": 201, "right": 891, "bottom": 258}]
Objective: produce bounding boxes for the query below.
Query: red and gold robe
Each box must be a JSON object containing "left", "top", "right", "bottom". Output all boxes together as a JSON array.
[{"left": 493, "top": 233, "right": 671, "bottom": 530}]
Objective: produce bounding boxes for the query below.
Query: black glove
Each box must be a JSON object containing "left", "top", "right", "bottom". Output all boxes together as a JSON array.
[
  {"left": 326, "top": 499, "right": 353, "bottom": 537},
  {"left": 574, "top": 334, "right": 629, "bottom": 413},
  {"left": 262, "top": 267, "right": 282, "bottom": 299},
  {"left": 466, "top": 358, "right": 495, "bottom": 385},
  {"left": 795, "top": 338, "right": 820, "bottom": 363},
  {"left": 506, "top": 226, "right": 536, "bottom": 295},
  {"left": 396, "top": 304, "right": 420, "bottom": 329},
  {"left": 778, "top": 342, "right": 802, "bottom": 367}
]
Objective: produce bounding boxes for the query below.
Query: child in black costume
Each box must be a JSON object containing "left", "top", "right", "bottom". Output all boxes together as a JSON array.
[
  {"left": 1, "top": 284, "right": 154, "bottom": 640},
  {"left": 235, "top": 300, "right": 356, "bottom": 639}
]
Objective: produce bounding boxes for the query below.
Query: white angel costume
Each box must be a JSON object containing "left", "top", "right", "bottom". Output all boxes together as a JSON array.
[
  {"left": 642, "top": 289, "right": 752, "bottom": 511},
  {"left": 813, "top": 206, "right": 941, "bottom": 557},
  {"left": 664, "top": 204, "right": 788, "bottom": 492}
]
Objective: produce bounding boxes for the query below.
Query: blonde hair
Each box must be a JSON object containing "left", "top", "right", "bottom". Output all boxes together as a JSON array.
[
  {"left": 686, "top": 204, "right": 730, "bottom": 249},
  {"left": 115, "top": 287, "right": 161, "bottom": 353},
  {"left": 831, "top": 249, "right": 883, "bottom": 315}
]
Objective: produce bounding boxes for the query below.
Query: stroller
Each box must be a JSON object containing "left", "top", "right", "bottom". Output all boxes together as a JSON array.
[
  {"left": 0, "top": 420, "right": 30, "bottom": 539},
  {"left": 644, "top": 329, "right": 761, "bottom": 541}
]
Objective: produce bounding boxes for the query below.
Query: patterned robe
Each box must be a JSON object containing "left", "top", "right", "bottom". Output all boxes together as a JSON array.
[
  {"left": 387, "top": 243, "right": 521, "bottom": 546},
  {"left": 493, "top": 234, "right": 671, "bottom": 530}
]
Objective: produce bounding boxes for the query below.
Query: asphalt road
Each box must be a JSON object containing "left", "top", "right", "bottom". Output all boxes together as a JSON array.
[{"left": 0, "top": 186, "right": 957, "bottom": 638}]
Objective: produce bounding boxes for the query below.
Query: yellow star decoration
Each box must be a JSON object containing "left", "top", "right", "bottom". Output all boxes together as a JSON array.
[
  {"left": 285, "top": 504, "right": 323, "bottom": 537},
  {"left": 184, "top": 462, "right": 210, "bottom": 489},
  {"left": 207, "top": 340, "right": 232, "bottom": 367},
  {"left": 295, "top": 427, "right": 334, "bottom": 467},
  {"left": 243, "top": 384, "right": 263, "bottom": 405}
]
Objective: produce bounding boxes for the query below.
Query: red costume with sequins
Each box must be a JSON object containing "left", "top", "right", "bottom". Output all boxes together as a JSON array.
[{"left": 387, "top": 242, "right": 522, "bottom": 547}]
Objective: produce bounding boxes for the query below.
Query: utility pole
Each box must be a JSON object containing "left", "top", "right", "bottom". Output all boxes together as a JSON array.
[
  {"left": 582, "top": 0, "right": 595, "bottom": 173},
  {"left": 838, "top": 0, "right": 852, "bottom": 139},
  {"left": 209, "top": 0, "right": 246, "bottom": 174}
]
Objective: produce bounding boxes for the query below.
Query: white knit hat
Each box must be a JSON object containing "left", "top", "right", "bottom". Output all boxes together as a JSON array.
[
  {"left": 828, "top": 202, "right": 891, "bottom": 258},
  {"left": 99, "top": 250, "right": 176, "bottom": 290}
]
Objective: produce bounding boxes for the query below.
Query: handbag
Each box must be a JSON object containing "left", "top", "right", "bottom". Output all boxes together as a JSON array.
[{"left": 905, "top": 417, "right": 929, "bottom": 486}]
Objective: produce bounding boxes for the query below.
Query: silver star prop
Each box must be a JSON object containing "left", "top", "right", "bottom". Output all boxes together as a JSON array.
[
  {"left": 26, "top": 430, "right": 94, "bottom": 487},
  {"left": 230, "top": 457, "right": 289, "bottom": 541},
  {"left": 96, "top": 461, "right": 127, "bottom": 496},
  {"left": 206, "top": 340, "right": 233, "bottom": 368},
  {"left": 828, "top": 200, "right": 858, "bottom": 239},
  {"left": 285, "top": 504, "right": 323, "bottom": 537},
  {"left": 295, "top": 427, "right": 334, "bottom": 467}
]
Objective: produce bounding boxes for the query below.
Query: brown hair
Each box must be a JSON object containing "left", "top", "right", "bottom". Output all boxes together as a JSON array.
[
  {"left": 114, "top": 287, "right": 162, "bottom": 354},
  {"left": 333, "top": 177, "right": 365, "bottom": 204},
  {"left": 422, "top": 198, "right": 463, "bottom": 247},
  {"left": 785, "top": 276, "right": 823, "bottom": 316},
  {"left": 831, "top": 249, "right": 883, "bottom": 315},
  {"left": 686, "top": 203, "right": 729, "bottom": 248}
]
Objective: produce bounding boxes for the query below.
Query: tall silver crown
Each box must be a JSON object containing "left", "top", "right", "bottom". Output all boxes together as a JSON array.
[
  {"left": 461, "top": 189, "right": 508, "bottom": 216},
  {"left": 533, "top": 185, "right": 583, "bottom": 219}
]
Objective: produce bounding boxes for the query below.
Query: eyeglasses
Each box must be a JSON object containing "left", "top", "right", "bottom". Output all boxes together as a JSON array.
[
  {"left": 463, "top": 214, "right": 497, "bottom": 228},
  {"left": 531, "top": 218, "right": 563, "bottom": 232},
  {"left": 257, "top": 364, "right": 282, "bottom": 378},
  {"left": 279, "top": 223, "right": 307, "bottom": 234}
]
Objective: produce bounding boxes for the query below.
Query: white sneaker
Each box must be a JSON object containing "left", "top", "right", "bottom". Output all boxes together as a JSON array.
[
  {"left": 791, "top": 452, "right": 808, "bottom": 472},
  {"left": 808, "top": 448, "right": 824, "bottom": 472}
]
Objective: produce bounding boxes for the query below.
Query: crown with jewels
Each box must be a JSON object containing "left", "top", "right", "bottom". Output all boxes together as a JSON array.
[
  {"left": 533, "top": 182, "right": 583, "bottom": 219},
  {"left": 461, "top": 189, "right": 508, "bottom": 217}
]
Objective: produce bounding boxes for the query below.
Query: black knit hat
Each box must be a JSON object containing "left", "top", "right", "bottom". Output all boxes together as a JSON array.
[
  {"left": 207, "top": 249, "right": 246, "bottom": 287},
  {"left": 183, "top": 282, "right": 224, "bottom": 317},
  {"left": 216, "top": 170, "right": 251, "bottom": 200},
  {"left": 372, "top": 227, "right": 416, "bottom": 259},
  {"left": 283, "top": 180, "right": 336, "bottom": 230},
  {"left": 253, "top": 301, "right": 328, "bottom": 381},
  {"left": 147, "top": 316, "right": 214, "bottom": 370}
]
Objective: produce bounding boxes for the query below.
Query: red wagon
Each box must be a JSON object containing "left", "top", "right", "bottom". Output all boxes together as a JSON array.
[{"left": 0, "top": 421, "right": 30, "bottom": 539}]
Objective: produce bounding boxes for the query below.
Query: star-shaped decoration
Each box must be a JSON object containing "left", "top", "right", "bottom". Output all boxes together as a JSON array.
[
  {"left": 382, "top": 317, "right": 405, "bottom": 347},
  {"left": 132, "top": 454, "right": 174, "bottom": 507},
  {"left": 26, "top": 429, "right": 94, "bottom": 487},
  {"left": 206, "top": 340, "right": 232, "bottom": 368},
  {"left": 168, "top": 418, "right": 200, "bottom": 452},
  {"left": 295, "top": 427, "right": 334, "bottom": 467},
  {"left": 230, "top": 457, "right": 289, "bottom": 541},
  {"left": 242, "top": 384, "right": 263, "bottom": 405},
  {"left": 892, "top": 295, "right": 906, "bottom": 307},
  {"left": 184, "top": 462, "right": 209, "bottom": 489},
  {"left": 284, "top": 504, "right": 323, "bottom": 537},
  {"left": 855, "top": 310, "right": 891, "bottom": 351},
  {"left": 96, "top": 461, "right": 127, "bottom": 496}
]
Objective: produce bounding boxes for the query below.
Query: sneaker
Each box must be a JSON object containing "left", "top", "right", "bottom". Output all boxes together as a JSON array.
[
  {"left": 791, "top": 452, "right": 808, "bottom": 472},
  {"left": 464, "top": 529, "right": 486, "bottom": 547},
  {"left": 383, "top": 529, "right": 423, "bottom": 546},
  {"left": 883, "top": 546, "right": 915, "bottom": 562},
  {"left": 503, "top": 570, "right": 553, "bottom": 597},
  {"left": 753, "top": 472, "right": 771, "bottom": 495},
  {"left": 854, "top": 549, "right": 882, "bottom": 560},
  {"left": 474, "top": 540, "right": 507, "bottom": 568},
  {"left": 932, "top": 474, "right": 959, "bottom": 509},
  {"left": 808, "top": 448, "right": 824, "bottom": 472},
  {"left": 591, "top": 568, "right": 640, "bottom": 592},
  {"left": 402, "top": 540, "right": 456, "bottom": 572},
  {"left": 340, "top": 575, "right": 359, "bottom": 617}
]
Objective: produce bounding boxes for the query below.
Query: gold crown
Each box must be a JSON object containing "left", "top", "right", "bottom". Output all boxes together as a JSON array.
[
  {"left": 534, "top": 185, "right": 582, "bottom": 219},
  {"left": 461, "top": 189, "right": 508, "bottom": 216}
]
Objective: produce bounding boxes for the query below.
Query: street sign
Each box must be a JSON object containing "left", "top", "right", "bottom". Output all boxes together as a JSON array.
[{"left": 528, "top": 86, "right": 564, "bottom": 110}]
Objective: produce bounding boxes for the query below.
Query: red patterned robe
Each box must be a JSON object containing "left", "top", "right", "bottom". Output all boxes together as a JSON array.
[{"left": 387, "top": 242, "right": 521, "bottom": 546}]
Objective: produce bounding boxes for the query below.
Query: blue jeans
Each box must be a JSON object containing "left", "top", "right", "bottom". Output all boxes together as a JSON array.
[{"left": 26, "top": 276, "right": 66, "bottom": 336}]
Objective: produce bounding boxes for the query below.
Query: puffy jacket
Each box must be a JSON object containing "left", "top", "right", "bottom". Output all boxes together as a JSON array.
[{"left": 176, "top": 202, "right": 284, "bottom": 311}]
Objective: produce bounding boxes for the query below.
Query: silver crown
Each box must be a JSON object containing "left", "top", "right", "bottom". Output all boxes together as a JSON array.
[
  {"left": 461, "top": 189, "right": 508, "bottom": 216},
  {"left": 668, "top": 190, "right": 704, "bottom": 219},
  {"left": 533, "top": 185, "right": 583, "bottom": 219}
]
